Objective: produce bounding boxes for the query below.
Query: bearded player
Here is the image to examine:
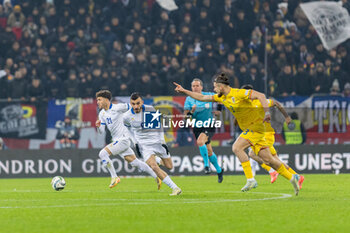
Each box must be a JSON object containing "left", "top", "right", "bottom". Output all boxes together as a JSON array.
[
  {"left": 174, "top": 73, "right": 301, "bottom": 195},
  {"left": 123, "top": 93, "right": 182, "bottom": 196},
  {"left": 95, "top": 90, "right": 161, "bottom": 189},
  {"left": 241, "top": 84, "right": 305, "bottom": 188}
]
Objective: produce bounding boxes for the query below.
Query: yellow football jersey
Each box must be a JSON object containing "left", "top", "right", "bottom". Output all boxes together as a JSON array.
[
  {"left": 213, "top": 88, "right": 264, "bottom": 132},
  {"left": 252, "top": 99, "right": 278, "bottom": 154},
  {"left": 251, "top": 99, "right": 275, "bottom": 134}
]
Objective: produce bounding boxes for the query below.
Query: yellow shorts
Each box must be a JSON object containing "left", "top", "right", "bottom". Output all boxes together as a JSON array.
[
  {"left": 265, "top": 132, "right": 277, "bottom": 155},
  {"left": 240, "top": 128, "right": 268, "bottom": 155}
]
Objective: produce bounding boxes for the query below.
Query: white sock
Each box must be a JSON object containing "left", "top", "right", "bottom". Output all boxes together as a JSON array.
[
  {"left": 155, "top": 156, "right": 162, "bottom": 165},
  {"left": 130, "top": 159, "right": 157, "bottom": 178},
  {"left": 268, "top": 168, "right": 275, "bottom": 174},
  {"left": 247, "top": 178, "right": 255, "bottom": 182},
  {"left": 162, "top": 176, "right": 178, "bottom": 189},
  {"left": 250, "top": 159, "right": 257, "bottom": 177},
  {"left": 99, "top": 149, "right": 117, "bottom": 178}
]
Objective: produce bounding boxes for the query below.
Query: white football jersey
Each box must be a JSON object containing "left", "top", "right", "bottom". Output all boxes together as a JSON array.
[
  {"left": 98, "top": 103, "right": 130, "bottom": 141},
  {"left": 123, "top": 104, "right": 165, "bottom": 145}
]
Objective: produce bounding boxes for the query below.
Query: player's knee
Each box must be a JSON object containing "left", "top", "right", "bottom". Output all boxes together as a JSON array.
[
  {"left": 150, "top": 163, "right": 159, "bottom": 171},
  {"left": 146, "top": 160, "right": 158, "bottom": 170},
  {"left": 248, "top": 149, "right": 254, "bottom": 157},
  {"left": 263, "top": 161, "right": 272, "bottom": 167},
  {"left": 197, "top": 140, "right": 205, "bottom": 147},
  {"left": 166, "top": 163, "right": 173, "bottom": 170},
  {"left": 263, "top": 156, "right": 279, "bottom": 167},
  {"left": 232, "top": 145, "right": 242, "bottom": 154}
]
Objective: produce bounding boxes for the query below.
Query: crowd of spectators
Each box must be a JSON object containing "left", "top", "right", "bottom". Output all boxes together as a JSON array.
[{"left": 0, "top": 0, "right": 350, "bottom": 101}]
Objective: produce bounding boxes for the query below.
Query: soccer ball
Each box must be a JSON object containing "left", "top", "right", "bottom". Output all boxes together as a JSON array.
[{"left": 51, "top": 176, "right": 66, "bottom": 191}]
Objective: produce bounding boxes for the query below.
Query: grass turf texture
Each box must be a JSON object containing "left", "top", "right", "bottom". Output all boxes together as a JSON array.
[{"left": 0, "top": 174, "right": 349, "bottom": 233}]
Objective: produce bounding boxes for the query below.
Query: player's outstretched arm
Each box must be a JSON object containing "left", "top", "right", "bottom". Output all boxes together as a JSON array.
[
  {"left": 250, "top": 90, "right": 270, "bottom": 122},
  {"left": 173, "top": 82, "right": 214, "bottom": 102},
  {"left": 274, "top": 101, "right": 292, "bottom": 124}
]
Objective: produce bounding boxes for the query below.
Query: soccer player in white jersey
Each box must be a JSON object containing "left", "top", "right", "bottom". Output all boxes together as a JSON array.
[
  {"left": 123, "top": 93, "right": 182, "bottom": 196},
  {"left": 95, "top": 90, "right": 161, "bottom": 189}
]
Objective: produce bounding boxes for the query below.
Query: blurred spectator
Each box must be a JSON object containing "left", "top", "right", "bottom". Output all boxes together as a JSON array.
[
  {"left": 46, "top": 73, "right": 63, "bottom": 99},
  {"left": 312, "top": 63, "right": 329, "bottom": 94},
  {"left": 80, "top": 73, "right": 95, "bottom": 98},
  {"left": 314, "top": 42, "right": 327, "bottom": 63},
  {"left": 27, "top": 77, "right": 45, "bottom": 102},
  {"left": 276, "top": 64, "right": 295, "bottom": 97},
  {"left": 294, "top": 64, "right": 312, "bottom": 96},
  {"left": 343, "top": 83, "right": 350, "bottom": 97},
  {"left": 184, "top": 60, "right": 199, "bottom": 88},
  {"left": 0, "top": 137, "right": 8, "bottom": 150},
  {"left": 0, "top": 0, "right": 350, "bottom": 101},
  {"left": 244, "top": 66, "right": 264, "bottom": 92},
  {"left": 132, "top": 35, "right": 151, "bottom": 57},
  {"left": 166, "top": 57, "right": 185, "bottom": 94},
  {"left": 56, "top": 116, "right": 80, "bottom": 149},
  {"left": 330, "top": 79, "right": 341, "bottom": 96},
  {"left": 117, "top": 67, "right": 134, "bottom": 96},
  {"left": 0, "top": 5, "right": 8, "bottom": 28},
  {"left": 332, "top": 63, "right": 347, "bottom": 92},
  {"left": 7, "top": 5, "right": 25, "bottom": 28},
  {"left": 175, "top": 127, "right": 195, "bottom": 147},
  {"left": 64, "top": 70, "right": 80, "bottom": 97},
  {"left": 137, "top": 73, "right": 155, "bottom": 98},
  {"left": 235, "top": 10, "right": 254, "bottom": 44},
  {"left": 237, "top": 65, "right": 249, "bottom": 88},
  {"left": 195, "top": 8, "right": 213, "bottom": 41},
  {"left": 7, "top": 69, "right": 27, "bottom": 101},
  {"left": 133, "top": 53, "right": 149, "bottom": 78},
  {"left": 297, "top": 43, "right": 308, "bottom": 65},
  {"left": 220, "top": 13, "right": 235, "bottom": 48}
]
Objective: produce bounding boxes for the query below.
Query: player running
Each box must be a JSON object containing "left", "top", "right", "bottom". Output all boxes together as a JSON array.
[
  {"left": 123, "top": 93, "right": 182, "bottom": 196},
  {"left": 184, "top": 78, "right": 224, "bottom": 183},
  {"left": 174, "top": 73, "right": 301, "bottom": 195},
  {"left": 95, "top": 90, "right": 161, "bottom": 189},
  {"left": 241, "top": 84, "right": 305, "bottom": 188}
]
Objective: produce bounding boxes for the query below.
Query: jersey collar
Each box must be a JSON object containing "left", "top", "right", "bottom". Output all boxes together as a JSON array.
[{"left": 109, "top": 103, "right": 113, "bottom": 109}]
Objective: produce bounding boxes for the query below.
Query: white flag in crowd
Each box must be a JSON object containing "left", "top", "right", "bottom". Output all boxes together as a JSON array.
[
  {"left": 156, "top": 0, "right": 178, "bottom": 11},
  {"left": 300, "top": 1, "right": 350, "bottom": 50}
]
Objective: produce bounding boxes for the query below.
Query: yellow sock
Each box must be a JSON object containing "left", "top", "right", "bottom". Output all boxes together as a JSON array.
[
  {"left": 261, "top": 163, "right": 272, "bottom": 172},
  {"left": 277, "top": 164, "right": 293, "bottom": 180},
  {"left": 288, "top": 167, "right": 297, "bottom": 175},
  {"left": 242, "top": 161, "right": 254, "bottom": 179}
]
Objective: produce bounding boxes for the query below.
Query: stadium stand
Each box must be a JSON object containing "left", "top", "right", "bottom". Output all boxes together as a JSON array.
[{"left": 0, "top": 0, "right": 349, "bottom": 100}]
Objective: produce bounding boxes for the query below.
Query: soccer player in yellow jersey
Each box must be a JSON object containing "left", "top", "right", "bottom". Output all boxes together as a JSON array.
[
  {"left": 174, "top": 73, "right": 301, "bottom": 195},
  {"left": 241, "top": 85, "right": 305, "bottom": 189}
]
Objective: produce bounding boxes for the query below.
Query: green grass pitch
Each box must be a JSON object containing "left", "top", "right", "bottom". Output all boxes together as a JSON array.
[{"left": 0, "top": 174, "right": 349, "bottom": 233}]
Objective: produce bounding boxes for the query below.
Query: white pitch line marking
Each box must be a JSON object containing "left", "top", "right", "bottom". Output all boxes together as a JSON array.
[{"left": 0, "top": 192, "right": 292, "bottom": 208}]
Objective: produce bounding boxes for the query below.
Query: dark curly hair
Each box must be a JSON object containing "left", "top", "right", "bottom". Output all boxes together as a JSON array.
[
  {"left": 213, "top": 72, "right": 230, "bottom": 85},
  {"left": 96, "top": 90, "right": 112, "bottom": 100}
]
